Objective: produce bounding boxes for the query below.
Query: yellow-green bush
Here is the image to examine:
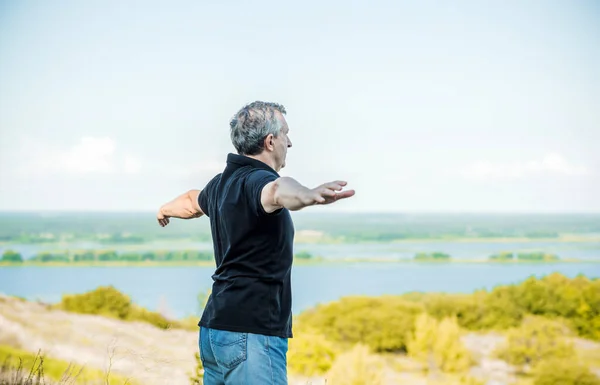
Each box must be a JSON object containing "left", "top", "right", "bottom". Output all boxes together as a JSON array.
[
  {"left": 287, "top": 327, "right": 338, "bottom": 376},
  {"left": 495, "top": 315, "right": 575, "bottom": 369},
  {"left": 533, "top": 358, "right": 600, "bottom": 385},
  {"left": 324, "top": 344, "right": 385, "bottom": 385},
  {"left": 297, "top": 296, "right": 423, "bottom": 352},
  {"left": 0, "top": 345, "right": 135, "bottom": 385},
  {"left": 59, "top": 285, "right": 176, "bottom": 330},
  {"left": 189, "top": 352, "right": 204, "bottom": 385},
  {"left": 411, "top": 273, "right": 600, "bottom": 340},
  {"left": 407, "top": 313, "right": 473, "bottom": 373}
]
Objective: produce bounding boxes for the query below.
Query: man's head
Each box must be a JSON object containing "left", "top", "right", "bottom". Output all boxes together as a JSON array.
[{"left": 230, "top": 101, "right": 292, "bottom": 171}]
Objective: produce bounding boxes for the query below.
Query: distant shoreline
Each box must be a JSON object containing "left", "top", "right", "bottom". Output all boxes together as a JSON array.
[
  {"left": 1, "top": 258, "right": 599, "bottom": 268},
  {"left": 2, "top": 235, "right": 600, "bottom": 248}
]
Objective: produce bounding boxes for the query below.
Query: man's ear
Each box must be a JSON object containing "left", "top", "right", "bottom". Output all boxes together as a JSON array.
[{"left": 264, "top": 134, "right": 274, "bottom": 151}]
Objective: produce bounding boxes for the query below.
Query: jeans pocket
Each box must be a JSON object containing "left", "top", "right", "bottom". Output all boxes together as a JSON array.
[{"left": 209, "top": 329, "right": 247, "bottom": 369}]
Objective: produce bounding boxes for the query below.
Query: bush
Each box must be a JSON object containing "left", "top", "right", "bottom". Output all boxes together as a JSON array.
[
  {"left": 414, "top": 252, "right": 451, "bottom": 261},
  {"left": 287, "top": 327, "right": 338, "bottom": 376},
  {"left": 189, "top": 352, "right": 204, "bottom": 385},
  {"left": 325, "top": 344, "right": 384, "bottom": 385},
  {"left": 297, "top": 296, "right": 424, "bottom": 352},
  {"left": 59, "top": 286, "right": 174, "bottom": 330},
  {"left": 512, "top": 273, "right": 600, "bottom": 340},
  {"left": 294, "top": 251, "right": 313, "bottom": 260},
  {"left": 61, "top": 286, "right": 131, "bottom": 319},
  {"left": 1, "top": 250, "right": 23, "bottom": 263},
  {"left": 533, "top": 358, "right": 600, "bottom": 385},
  {"left": 407, "top": 313, "right": 472, "bottom": 373},
  {"left": 495, "top": 316, "right": 575, "bottom": 370},
  {"left": 489, "top": 252, "right": 514, "bottom": 261}
]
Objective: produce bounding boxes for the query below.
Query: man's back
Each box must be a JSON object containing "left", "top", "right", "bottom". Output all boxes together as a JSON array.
[
  {"left": 156, "top": 101, "right": 354, "bottom": 384},
  {"left": 197, "top": 153, "right": 295, "bottom": 338}
]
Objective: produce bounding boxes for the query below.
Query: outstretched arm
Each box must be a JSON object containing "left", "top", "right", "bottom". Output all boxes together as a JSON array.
[
  {"left": 261, "top": 177, "right": 355, "bottom": 213},
  {"left": 157, "top": 189, "right": 204, "bottom": 227}
]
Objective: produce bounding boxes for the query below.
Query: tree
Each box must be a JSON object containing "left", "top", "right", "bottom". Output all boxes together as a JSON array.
[{"left": 1, "top": 250, "right": 23, "bottom": 263}]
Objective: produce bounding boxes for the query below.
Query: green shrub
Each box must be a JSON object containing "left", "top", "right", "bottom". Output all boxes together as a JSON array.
[
  {"left": 517, "top": 252, "right": 559, "bottom": 261},
  {"left": 189, "top": 352, "right": 204, "bottom": 385},
  {"left": 533, "top": 358, "right": 600, "bottom": 385},
  {"left": 415, "top": 252, "right": 451, "bottom": 261},
  {"left": 287, "top": 327, "right": 338, "bottom": 376},
  {"left": 324, "top": 344, "right": 384, "bottom": 385},
  {"left": 61, "top": 286, "right": 131, "bottom": 319},
  {"left": 1, "top": 250, "right": 23, "bottom": 263},
  {"left": 495, "top": 315, "right": 575, "bottom": 369},
  {"left": 402, "top": 273, "right": 600, "bottom": 340},
  {"left": 294, "top": 251, "right": 313, "bottom": 260},
  {"left": 297, "top": 296, "right": 424, "bottom": 352},
  {"left": 489, "top": 252, "right": 514, "bottom": 261},
  {"left": 59, "top": 286, "right": 174, "bottom": 330},
  {"left": 407, "top": 313, "right": 473, "bottom": 373}
]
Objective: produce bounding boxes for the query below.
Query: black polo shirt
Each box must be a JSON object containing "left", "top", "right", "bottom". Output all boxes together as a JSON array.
[{"left": 197, "top": 153, "right": 295, "bottom": 338}]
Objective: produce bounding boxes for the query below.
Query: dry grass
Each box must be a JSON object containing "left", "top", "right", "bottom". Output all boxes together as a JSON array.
[{"left": 0, "top": 295, "right": 197, "bottom": 385}]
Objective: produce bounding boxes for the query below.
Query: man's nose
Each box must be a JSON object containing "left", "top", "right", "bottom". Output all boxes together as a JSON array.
[{"left": 287, "top": 139, "right": 292, "bottom": 148}]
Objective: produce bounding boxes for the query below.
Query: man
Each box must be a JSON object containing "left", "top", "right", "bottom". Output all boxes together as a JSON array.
[{"left": 156, "top": 101, "right": 355, "bottom": 384}]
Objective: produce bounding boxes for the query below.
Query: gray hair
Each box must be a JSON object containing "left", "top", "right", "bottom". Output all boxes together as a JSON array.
[{"left": 229, "top": 101, "right": 287, "bottom": 155}]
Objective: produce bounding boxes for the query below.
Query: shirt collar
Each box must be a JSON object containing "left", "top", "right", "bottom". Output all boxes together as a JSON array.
[{"left": 226, "top": 153, "right": 279, "bottom": 176}]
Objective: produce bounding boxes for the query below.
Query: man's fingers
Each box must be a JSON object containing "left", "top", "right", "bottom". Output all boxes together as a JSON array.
[
  {"left": 322, "top": 182, "right": 345, "bottom": 191},
  {"left": 336, "top": 189, "right": 355, "bottom": 200},
  {"left": 320, "top": 188, "right": 337, "bottom": 197}
]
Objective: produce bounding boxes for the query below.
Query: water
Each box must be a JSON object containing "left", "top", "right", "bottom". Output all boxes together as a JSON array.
[{"left": 1, "top": 263, "right": 598, "bottom": 319}]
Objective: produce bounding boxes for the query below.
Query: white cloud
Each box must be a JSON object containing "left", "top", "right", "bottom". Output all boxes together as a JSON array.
[
  {"left": 17, "top": 137, "right": 142, "bottom": 176},
  {"left": 460, "top": 153, "right": 590, "bottom": 180}
]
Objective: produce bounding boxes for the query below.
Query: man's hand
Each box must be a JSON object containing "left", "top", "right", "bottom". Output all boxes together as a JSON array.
[
  {"left": 264, "top": 177, "right": 355, "bottom": 212},
  {"left": 301, "top": 181, "right": 355, "bottom": 206},
  {"left": 156, "top": 189, "right": 203, "bottom": 226},
  {"left": 157, "top": 210, "right": 170, "bottom": 227}
]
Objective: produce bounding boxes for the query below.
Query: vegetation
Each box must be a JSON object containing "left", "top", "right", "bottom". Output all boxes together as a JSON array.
[
  {"left": 296, "top": 296, "right": 423, "bottom": 352},
  {"left": 58, "top": 286, "right": 192, "bottom": 330},
  {"left": 533, "top": 358, "right": 600, "bottom": 385},
  {"left": 414, "top": 252, "right": 451, "bottom": 261},
  {"left": 189, "top": 352, "right": 203, "bottom": 385},
  {"left": 1, "top": 250, "right": 23, "bottom": 263},
  {"left": 494, "top": 316, "right": 575, "bottom": 370},
  {"left": 285, "top": 273, "right": 600, "bottom": 382},
  {"left": 2, "top": 212, "right": 599, "bottom": 244},
  {"left": 407, "top": 313, "right": 473, "bottom": 373},
  {"left": 324, "top": 344, "right": 385, "bottom": 385},
  {"left": 287, "top": 328, "right": 338, "bottom": 376},
  {"left": 26, "top": 250, "right": 214, "bottom": 264},
  {"left": 0, "top": 345, "right": 134, "bottom": 385},
  {"left": 489, "top": 252, "right": 561, "bottom": 262}
]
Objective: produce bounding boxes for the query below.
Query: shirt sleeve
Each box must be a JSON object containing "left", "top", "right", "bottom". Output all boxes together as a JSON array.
[
  {"left": 245, "top": 169, "right": 280, "bottom": 216},
  {"left": 198, "top": 176, "right": 219, "bottom": 217}
]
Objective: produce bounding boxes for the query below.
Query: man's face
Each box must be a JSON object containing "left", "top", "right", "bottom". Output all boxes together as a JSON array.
[{"left": 274, "top": 112, "right": 292, "bottom": 170}]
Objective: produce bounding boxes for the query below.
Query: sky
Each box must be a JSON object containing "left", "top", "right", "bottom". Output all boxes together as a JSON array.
[{"left": 0, "top": 0, "right": 599, "bottom": 213}]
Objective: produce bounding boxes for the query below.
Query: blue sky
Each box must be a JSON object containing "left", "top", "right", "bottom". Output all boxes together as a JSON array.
[{"left": 0, "top": 0, "right": 598, "bottom": 212}]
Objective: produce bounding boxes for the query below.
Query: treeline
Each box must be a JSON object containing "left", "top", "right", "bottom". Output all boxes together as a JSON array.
[
  {"left": 0, "top": 249, "right": 317, "bottom": 263},
  {"left": 489, "top": 251, "right": 560, "bottom": 261},
  {"left": 0, "top": 249, "right": 213, "bottom": 263},
  {"left": 413, "top": 251, "right": 561, "bottom": 261}
]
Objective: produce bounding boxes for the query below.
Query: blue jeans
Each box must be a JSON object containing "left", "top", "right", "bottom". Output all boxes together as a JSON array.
[{"left": 199, "top": 326, "right": 288, "bottom": 385}]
